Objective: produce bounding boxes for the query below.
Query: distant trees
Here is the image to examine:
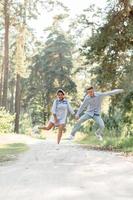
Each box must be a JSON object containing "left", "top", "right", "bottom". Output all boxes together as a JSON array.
[
  {"left": 1, "top": 0, "right": 132, "bottom": 135},
  {"left": 25, "top": 21, "right": 76, "bottom": 124},
  {"left": 0, "top": 0, "right": 75, "bottom": 133}
]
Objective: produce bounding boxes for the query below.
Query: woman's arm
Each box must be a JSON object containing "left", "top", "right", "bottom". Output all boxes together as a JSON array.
[
  {"left": 51, "top": 100, "right": 58, "bottom": 124},
  {"left": 67, "top": 101, "right": 75, "bottom": 115},
  {"left": 53, "top": 114, "right": 58, "bottom": 124}
]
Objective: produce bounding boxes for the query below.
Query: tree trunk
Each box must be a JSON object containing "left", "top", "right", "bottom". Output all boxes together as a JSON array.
[
  {"left": 2, "top": 0, "right": 9, "bottom": 109},
  {"left": 10, "top": 79, "right": 15, "bottom": 113},
  {"left": 0, "top": 63, "right": 4, "bottom": 106},
  {"left": 14, "top": 74, "right": 21, "bottom": 133}
]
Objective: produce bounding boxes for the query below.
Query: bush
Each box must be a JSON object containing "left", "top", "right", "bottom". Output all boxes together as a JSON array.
[
  {"left": 118, "top": 136, "right": 133, "bottom": 149},
  {"left": 0, "top": 107, "right": 15, "bottom": 133},
  {"left": 19, "top": 113, "right": 32, "bottom": 134}
]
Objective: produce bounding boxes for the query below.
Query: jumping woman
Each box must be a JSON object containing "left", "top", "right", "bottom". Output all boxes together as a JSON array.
[{"left": 39, "top": 89, "right": 75, "bottom": 144}]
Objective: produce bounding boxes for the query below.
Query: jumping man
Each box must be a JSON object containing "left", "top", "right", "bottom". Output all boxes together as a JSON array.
[{"left": 67, "top": 86, "right": 124, "bottom": 141}]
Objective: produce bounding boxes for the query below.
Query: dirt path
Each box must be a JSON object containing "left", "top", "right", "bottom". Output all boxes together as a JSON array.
[{"left": 0, "top": 138, "right": 133, "bottom": 200}]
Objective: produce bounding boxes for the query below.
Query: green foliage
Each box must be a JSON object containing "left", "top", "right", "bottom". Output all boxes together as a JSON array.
[
  {"left": 79, "top": 134, "right": 133, "bottom": 153},
  {"left": 24, "top": 26, "right": 76, "bottom": 124},
  {"left": 118, "top": 136, "right": 133, "bottom": 149},
  {"left": 19, "top": 113, "right": 32, "bottom": 134},
  {"left": 102, "top": 136, "right": 133, "bottom": 152},
  {"left": 0, "top": 107, "right": 15, "bottom": 133},
  {"left": 77, "top": 1, "right": 133, "bottom": 139},
  {"left": 81, "top": 1, "right": 133, "bottom": 89},
  {"left": 102, "top": 138, "right": 118, "bottom": 149},
  {"left": 117, "top": 91, "right": 133, "bottom": 136}
]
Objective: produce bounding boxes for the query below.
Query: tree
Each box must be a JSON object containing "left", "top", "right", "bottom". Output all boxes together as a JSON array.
[
  {"left": 0, "top": 0, "right": 43, "bottom": 131},
  {"left": 14, "top": 24, "right": 28, "bottom": 133},
  {"left": 25, "top": 22, "right": 76, "bottom": 124},
  {"left": 79, "top": 0, "right": 133, "bottom": 132},
  {"left": 0, "top": 0, "right": 77, "bottom": 132},
  {"left": 81, "top": 0, "right": 133, "bottom": 90},
  {"left": 2, "top": 0, "right": 10, "bottom": 108}
]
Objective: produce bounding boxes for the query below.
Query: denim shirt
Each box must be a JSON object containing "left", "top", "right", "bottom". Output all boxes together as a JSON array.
[
  {"left": 76, "top": 89, "right": 124, "bottom": 117},
  {"left": 51, "top": 98, "right": 74, "bottom": 122}
]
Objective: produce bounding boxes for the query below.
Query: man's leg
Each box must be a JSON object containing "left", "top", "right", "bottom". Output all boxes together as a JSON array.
[
  {"left": 93, "top": 115, "right": 105, "bottom": 140},
  {"left": 70, "top": 113, "right": 91, "bottom": 137}
]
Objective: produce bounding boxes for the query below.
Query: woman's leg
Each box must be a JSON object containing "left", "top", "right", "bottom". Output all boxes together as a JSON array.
[
  {"left": 57, "top": 124, "right": 65, "bottom": 144},
  {"left": 39, "top": 122, "right": 54, "bottom": 130}
]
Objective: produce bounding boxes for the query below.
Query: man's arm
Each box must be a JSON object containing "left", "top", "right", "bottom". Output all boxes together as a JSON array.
[
  {"left": 76, "top": 96, "right": 89, "bottom": 117},
  {"left": 101, "top": 89, "right": 124, "bottom": 96}
]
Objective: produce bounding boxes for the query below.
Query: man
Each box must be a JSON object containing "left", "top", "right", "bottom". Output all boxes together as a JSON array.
[{"left": 68, "top": 86, "right": 124, "bottom": 141}]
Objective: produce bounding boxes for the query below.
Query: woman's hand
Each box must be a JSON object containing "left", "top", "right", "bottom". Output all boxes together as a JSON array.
[
  {"left": 54, "top": 118, "right": 58, "bottom": 125},
  {"left": 53, "top": 114, "right": 58, "bottom": 125}
]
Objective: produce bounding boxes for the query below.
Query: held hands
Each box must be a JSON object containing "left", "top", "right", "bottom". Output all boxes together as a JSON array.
[{"left": 75, "top": 115, "right": 79, "bottom": 120}]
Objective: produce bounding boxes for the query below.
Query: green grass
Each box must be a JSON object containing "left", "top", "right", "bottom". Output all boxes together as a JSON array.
[
  {"left": 78, "top": 135, "right": 133, "bottom": 153},
  {"left": 0, "top": 143, "right": 29, "bottom": 162}
]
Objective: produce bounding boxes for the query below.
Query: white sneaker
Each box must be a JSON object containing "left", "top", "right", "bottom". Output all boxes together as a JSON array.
[
  {"left": 95, "top": 133, "right": 103, "bottom": 141},
  {"left": 66, "top": 135, "right": 74, "bottom": 140}
]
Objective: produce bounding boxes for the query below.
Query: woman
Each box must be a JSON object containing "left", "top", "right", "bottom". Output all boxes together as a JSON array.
[{"left": 39, "top": 89, "right": 75, "bottom": 144}]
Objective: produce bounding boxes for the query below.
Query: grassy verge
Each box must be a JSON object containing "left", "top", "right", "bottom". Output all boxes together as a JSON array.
[
  {"left": 0, "top": 143, "right": 29, "bottom": 163},
  {"left": 77, "top": 134, "right": 133, "bottom": 154}
]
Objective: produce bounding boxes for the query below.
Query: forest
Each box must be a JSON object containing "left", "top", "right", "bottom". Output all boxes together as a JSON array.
[{"left": 0, "top": 0, "right": 133, "bottom": 149}]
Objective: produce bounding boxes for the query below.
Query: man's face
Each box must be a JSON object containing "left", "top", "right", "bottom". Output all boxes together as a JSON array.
[{"left": 87, "top": 89, "right": 94, "bottom": 97}]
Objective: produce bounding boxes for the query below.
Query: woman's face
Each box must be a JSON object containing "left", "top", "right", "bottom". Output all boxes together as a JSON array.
[{"left": 57, "top": 92, "right": 65, "bottom": 100}]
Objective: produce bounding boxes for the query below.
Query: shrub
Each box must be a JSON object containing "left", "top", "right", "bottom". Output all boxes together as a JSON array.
[
  {"left": 19, "top": 113, "right": 32, "bottom": 134},
  {"left": 0, "top": 107, "right": 15, "bottom": 133},
  {"left": 118, "top": 136, "right": 133, "bottom": 149}
]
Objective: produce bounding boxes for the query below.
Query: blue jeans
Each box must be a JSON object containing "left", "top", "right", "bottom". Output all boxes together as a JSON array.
[{"left": 71, "top": 113, "right": 105, "bottom": 136}]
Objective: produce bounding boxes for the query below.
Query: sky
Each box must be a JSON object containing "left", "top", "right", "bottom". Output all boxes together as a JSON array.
[
  {"left": 61, "top": 0, "right": 107, "bottom": 15},
  {"left": 31, "top": 0, "right": 107, "bottom": 39}
]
